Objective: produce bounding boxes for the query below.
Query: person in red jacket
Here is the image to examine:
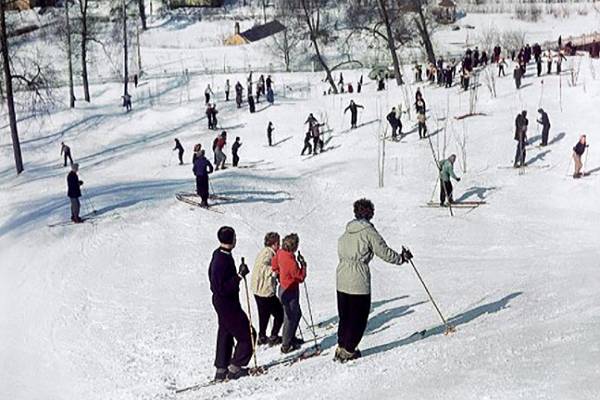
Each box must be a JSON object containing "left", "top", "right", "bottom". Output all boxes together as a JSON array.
[{"left": 272, "top": 233, "right": 306, "bottom": 353}]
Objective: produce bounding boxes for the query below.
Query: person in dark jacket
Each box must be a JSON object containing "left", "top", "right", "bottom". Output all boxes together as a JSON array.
[
  {"left": 67, "top": 163, "right": 84, "bottom": 223},
  {"left": 209, "top": 226, "right": 256, "bottom": 382},
  {"left": 536, "top": 109, "right": 551, "bottom": 146},
  {"left": 248, "top": 94, "right": 256, "bottom": 113},
  {"left": 173, "top": 138, "right": 184, "bottom": 165},
  {"left": 386, "top": 108, "right": 400, "bottom": 140},
  {"left": 235, "top": 82, "right": 243, "bottom": 108},
  {"left": 305, "top": 113, "right": 318, "bottom": 127},
  {"left": 61, "top": 142, "right": 74, "bottom": 167},
  {"left": 514, "top": 110, "right": 529, "bottom": 167},
  {"left": 344, "top": 100, "right": 364, "bottom": 129},
  {"left": 193, "top": 150, "right": 214, "bottom": 206},
  {"left": 301, "top": 131, "right": 312, "bottom": 155},
  {"left": 513, "top": 65, "right": 523, "bottom": 89},
  {"left": 232, "top": 137, "right": 242, "bottom": 167},
  {"left": 335, "top": 199, "right": 410, "bottom": 363},
  {"left": 267, "top": 122, "right": 274, "bottom": 146},
  {"left": 573, "top": 135, "right": 588, "bottom": 178}
]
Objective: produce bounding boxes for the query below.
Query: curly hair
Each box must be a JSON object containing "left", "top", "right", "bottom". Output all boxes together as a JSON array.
[
  {"left": 353, "top": 198, "right": 374, "bottom": 220},
  {"left": 281, "top": 233, "right": 299, "bottom": 252},
  {"left": 264, "top": 232, "right": 280, "bottom": 247}
]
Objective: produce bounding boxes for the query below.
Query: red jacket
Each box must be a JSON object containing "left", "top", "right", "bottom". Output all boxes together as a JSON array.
[
  {"left": 271, "top": 249, "right": 306, "bottom": 291},
  {"left": 216, "top": 137, "right": 226, "bottom": 150}
]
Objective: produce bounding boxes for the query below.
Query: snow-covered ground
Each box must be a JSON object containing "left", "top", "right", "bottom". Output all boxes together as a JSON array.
[{"left": 2, "top": 8, "right": 600, "bottom": 400}]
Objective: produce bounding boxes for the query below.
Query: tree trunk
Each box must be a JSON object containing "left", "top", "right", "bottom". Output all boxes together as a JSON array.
[
  {"left": 377, "top": 0, "right": 403, "bottom": 85},
  {"left": 65, "top": 0, "right": 76, "bottom": 108},
  {"left": 123, "top": 0, "right": 129, "bottom": 98},
  {"left": 299, "top": 0, "right": 337, "bottom": 94},
  {"left": 415, "top": 3, "right": 436, "bottom": 65},
  {"left": 1, "top": 0, "right": 24, "bottom": 174},
  {"left": 138, "top": 0, "right": 147, "bottom": 31},
  {"left": 80, "top": 0, "right": 90, "bottom": 102}
]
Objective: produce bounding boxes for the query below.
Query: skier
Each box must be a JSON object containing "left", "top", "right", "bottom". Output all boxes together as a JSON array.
[
  {"left": 335, "top": 198, "right": 411, "bottom": 362},
  {"left": 206, "top": 104, "right": 215, "bottom": 130},
  {"left": 248, "top": 94, "right": 256, "bottom": 113},
  {"left": 256, "top": 79, "right": 263, "bottom": 103},
  {"left": 205, "top": 84, "right": 213, "bottom": 105},
  {"left": 344, "top": 100, "right": 364, "bottom": 129},
  {"left": 311, "top": 123, "right": 323, "bottom": 154},
  {"left": 266, "top": 86, "right": 274, "bottom": 105},
  {"left": 386, "top": 107, "right": 400, "bottom": 140},
  {"left": 266, "top": 75, "right": 273, "bottom": 91},
  {"left": 514, "top": 110, "right": 529, "bottom": 168},
  {"left": 173, "top": 138, "right": 184, "bottom": 165},
  {"left": 301, "top": 131, "right": 313, "bottom": 156},
  {"left": 193, "top": 150, "right": 214, "bottom": 206},
  {"left": 67, "top": 163, "right": 84, "bottom": 223},
  {"left": 536, "top": 56, "right": 542, "bottom": 77},
  {"left": 235, "top": 81, "right": 243, "bottom": 108},
  {"left": 259, "top": 75, "right": 266, "bottom": 95},
  {"left": 251, "top": 232, "right": 284, "bottom": 346},
  {"left": 498, "top": 58, "right": 507, "bottom": 77},
  {"left": 536, "top": 108, "right": 551, "bottom": 146},
  {"left": 305, "top": 113, "right": 318, "bottom": 127},
  {"left": 209, "top": 226, "right": 255, "bottom": 382},
  {"left": 439, "top": 154, "right": 461, "bottom": 206},
  {"left": 61, "top": 142, "right": 74, "bottom": 167},
  {"left": 556, "top": 51, "right": 566, "bottom": 74},
  {"left": 225, "top": 79, "right": 230, "bottom": 102},
  {"left": 267, "top": 122, "right": 274, "bottom": 146},
  {"left": 357, "top": 75, "right": 363, "bottom": 93},
  {"left": 546, "top": 50, "right": 553, "bottom": 74},
  {"left": 513, "top": 65, "right": 523, "bottom": 89},
  {"left": 232, "top": 137, "right": 242, "bottom": 167},
  {"left": 271, "top": 233, "right": 306, "bottom": 354},
  {"left": 122, "top": 93, "right": 132, "bottom": 112},
  {"left": 415, "top": 93, "right": 426, "bottom": 115},
  {"left": 572, "top": 135, "right": 588, "bottom": 178},
  {"left": 214, "top": 131, "right": 227, "bottom": 170},
  {"left": 212, "top": 104, "right": 219, "bottom": 129}
]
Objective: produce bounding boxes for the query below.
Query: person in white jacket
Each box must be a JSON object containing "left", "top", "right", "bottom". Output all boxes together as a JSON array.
[{"left": 251, "top": 232, "right": 284, "bottom": 346}]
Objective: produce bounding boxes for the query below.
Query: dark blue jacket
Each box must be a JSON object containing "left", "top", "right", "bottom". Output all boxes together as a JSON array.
[
  {"left": 67, "top": 171, "right": 82, "bottom": 198},
  {"left": 193, "top": 156, "right": 214, "bottom": 177},
  {"left": 208, "top": 247, "right": 241, "bottom": 304}
]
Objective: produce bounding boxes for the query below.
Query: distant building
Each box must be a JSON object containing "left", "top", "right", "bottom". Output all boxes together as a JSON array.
[
  {"left": 436, "top": 0, "right": 457, "bottom": 24},
  {"left": 169, "top": 0, "right": 224, "bottom": 8},
  {"left": 224, "top": 20, "right": 286, "bottom": 46}
]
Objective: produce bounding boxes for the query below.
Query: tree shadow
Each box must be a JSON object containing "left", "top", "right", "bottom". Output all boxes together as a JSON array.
[
  {"left": 362, "top": 292, "right": 522, "bottom": 358},
  {"left": 366, "top": 301, "right": 427, "bottom": 335},
  {"left": 547, "top": 132, "right": 566, "bottom": 146},
  {"left": 455, "top": 186, "right": 498, "bottom": 202},
  {"left": 527, "top": 149, "right": 551, "bottom": 165},
  {"left": 272, "top": 136, "right": 293, "bottom": 146},
  {"left": 585, "top": 166, "right": 600, "bottom": 175}
]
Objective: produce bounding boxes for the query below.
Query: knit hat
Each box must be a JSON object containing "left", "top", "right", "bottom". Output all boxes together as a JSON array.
[{"left": 72, "top": 163, "right": 79, "bottom": 170}]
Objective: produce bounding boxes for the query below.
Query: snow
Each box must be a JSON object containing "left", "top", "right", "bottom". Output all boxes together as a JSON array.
[{"left": 2, "top": 7, "right": 600, "bottom": 400}]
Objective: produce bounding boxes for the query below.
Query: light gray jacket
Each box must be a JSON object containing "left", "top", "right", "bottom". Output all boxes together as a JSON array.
[
  {"left": 251, "top": 246, "right": 277, "bottom": 297},
  {"left": 337, "top": 219, "right": 403, "bottom": 295}
]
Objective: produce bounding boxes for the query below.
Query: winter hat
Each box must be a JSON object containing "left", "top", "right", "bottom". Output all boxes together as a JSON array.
[
  {"left": 218, "top": 226, "right": 236, "bottom": 245},
  {"left": 72, "top": 163, "right": 79, "bottom": 171},
  {"left": 537, "top": 108, "right": 544, "bottom": 113}
]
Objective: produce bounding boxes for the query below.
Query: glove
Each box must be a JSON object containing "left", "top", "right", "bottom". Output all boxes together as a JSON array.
[
  {"left": 238, "top": 257, "right": 250, "bottom": 278},
  {"left": 79, "top": 180, "right": 84, "bottom": 185},
  {"left": 297, "top": 252, "right": 307, "bottom": 268},
  {"left": 401, "top": 247, "right": 413, "bottom": 264},
  {"left": 456, "top": 177, "right": 461, "bottom": 182}
]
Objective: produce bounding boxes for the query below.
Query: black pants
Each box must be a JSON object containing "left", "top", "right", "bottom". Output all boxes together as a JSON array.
[
  {"left": 212, "top": 297, "right": 255, "bottom": 369},
  {"left": 63, "top": 153, "right": 73, "bottom": 166},
  {"left": 70, "top": 197, "right": 81, "bottom": 220},
  {"left": 254, "top": 295, "right": 284, "bottom": 339},
  {"left": 351, "top": 114, "right": 358, "bottom": 128},
  {"left": 178, "top": 150, "right": 184, "bottom": 164},
  {"left": 515, "top": 141, "right": 526, "bottom": 166},
  {"left": 418, "top": 122, "right": 427, "bottom": 138},
  {"left": 541, "top": 126, "right": 550, "bottom": 146},
  {"left": 301, "top": 142, "right": 312, "bottom": 155},
  {"left": 196, "top": 175, "right": 209, "bottom": 204},
  {"left": 312, "top": 137, "right": 321, "bottom": 153},
  {"left": 232, "top": 152, "right": 239, "bottom": 167},
  {"left": 440, "top": 180, "right": 454, "bottom": 204},
  {"left": 337, "top": 291, "right": 371, "bottom": 353},
  {"left": 267, "top": 133, "right": 272, "bottom": 146},
  {"left": 537, "top": 62, "right": 542, "bottom": 76},
  {"left": 205, "top": 93, "right": 210, "bottom": 104},
  {"left": 280, "top": 288, "right": 302, "bottom": 347},
  {"left": 390, "top": 123, "right": 398, "bottom": 139},
  {"left": 225, "top": 90, "right": 229, "bottom": 101}
]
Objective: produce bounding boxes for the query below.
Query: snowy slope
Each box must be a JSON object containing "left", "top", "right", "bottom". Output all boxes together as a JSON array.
[{"left": 2, "top": 10, "right": 600, "bottom": 400}]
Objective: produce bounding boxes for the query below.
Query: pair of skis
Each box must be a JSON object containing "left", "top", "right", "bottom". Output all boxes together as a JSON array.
[
  {"left": 175, "top": 192, "right": 235, "bottom": 213},
  {"left": 423, "top": 200, "right": 487, "bottom": 209}
]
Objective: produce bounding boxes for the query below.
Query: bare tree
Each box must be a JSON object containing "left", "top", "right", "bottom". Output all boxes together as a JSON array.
[
  {"left": 412, "top": 0, "right": 437, "bottom": 65},
  {"left": 77, "top": 0, "right": 92, "bottom": 102},
  {"left": 137, "top": 0, "right": 147, "bottom": 31},
  {"left": 268, "top": 1, "right": 303, "bottom": 71},
  {"left": 0, "top": 0, "right": 22, "bottom": 173},
  {"left": 376, "top": 0, "right": 404, "bottom": 85},
  {"left": 65, "top": 0, "right": 76, "bottom": 108}
]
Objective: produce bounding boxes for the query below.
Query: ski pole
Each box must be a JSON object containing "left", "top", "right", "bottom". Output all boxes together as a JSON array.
[
  {"left": 240, "top": 257, "right": 264, "bottom": 375},
  {"left": 583, "top": 147, "right": 589, "bottom": 175},
  {"left": 403, "top": 247, "right": 455, "bottom": 335},
  {"left": 81, "top": 187, "right": 96, "bottom": 215},
  {"left": 297, "top": 252, "right": 320, "bottom": 353}
]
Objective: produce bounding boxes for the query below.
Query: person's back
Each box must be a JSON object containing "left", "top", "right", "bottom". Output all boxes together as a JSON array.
[
  {"left": 193, "top": 155, "right": 213, "bottom": 177},
  {"left": 439, "top": 158, "right": 457, "bottom": 181},
  {"left": 272, "top": 249, "right": 305, "bottom": 291},
  {"left": 67, "top": 170, "right": 81, "bottom": 198},
  {"left": 209, "top": 246, "right": 240, "bottom": 304}
]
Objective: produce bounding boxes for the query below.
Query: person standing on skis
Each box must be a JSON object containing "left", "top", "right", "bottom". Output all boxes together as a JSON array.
[
  {"left": 344, "top": 100, "right": 364, "bottom": 129},
  {"left": 67, "top": 163, "right": 84, "bottom": 223},
  {"left": 335, "top": 199, "right": 411, "bottom": 362},
  {"left": 439, "top": 154, "right": 461, "bottom": 206},
  {"left": 209, "top": 226, "right": 256, "bottom": 382}
]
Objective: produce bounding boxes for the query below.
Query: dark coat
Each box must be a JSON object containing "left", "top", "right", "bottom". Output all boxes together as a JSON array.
[
  {"left": 67, "top": 171, "right": 82, "bottom": 198},
  {"left": 193, "top": 156, "right": 214, "bottom": 177},
  {"left": 573, "top": 142, "right": 587, "bottom": 156},
  {"left": 209, "top": 247, "right": 241, "bottom": 304},
  {"left": 538, "top": 111, "right": 551, "bottom": 128},
  {"left": 386, "top": 111, "right": 399, "bottom": 127},
  {"left": 515, "top": 114, "right": 529, "bottom": 142},
  {"left": 232, "top": 141, "right": 241, "bottom": 155}
]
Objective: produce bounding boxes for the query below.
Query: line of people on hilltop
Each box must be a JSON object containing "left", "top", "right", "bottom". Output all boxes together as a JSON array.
[{"left": 206, "top": 199, "right": 414, "bottom": 381}]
